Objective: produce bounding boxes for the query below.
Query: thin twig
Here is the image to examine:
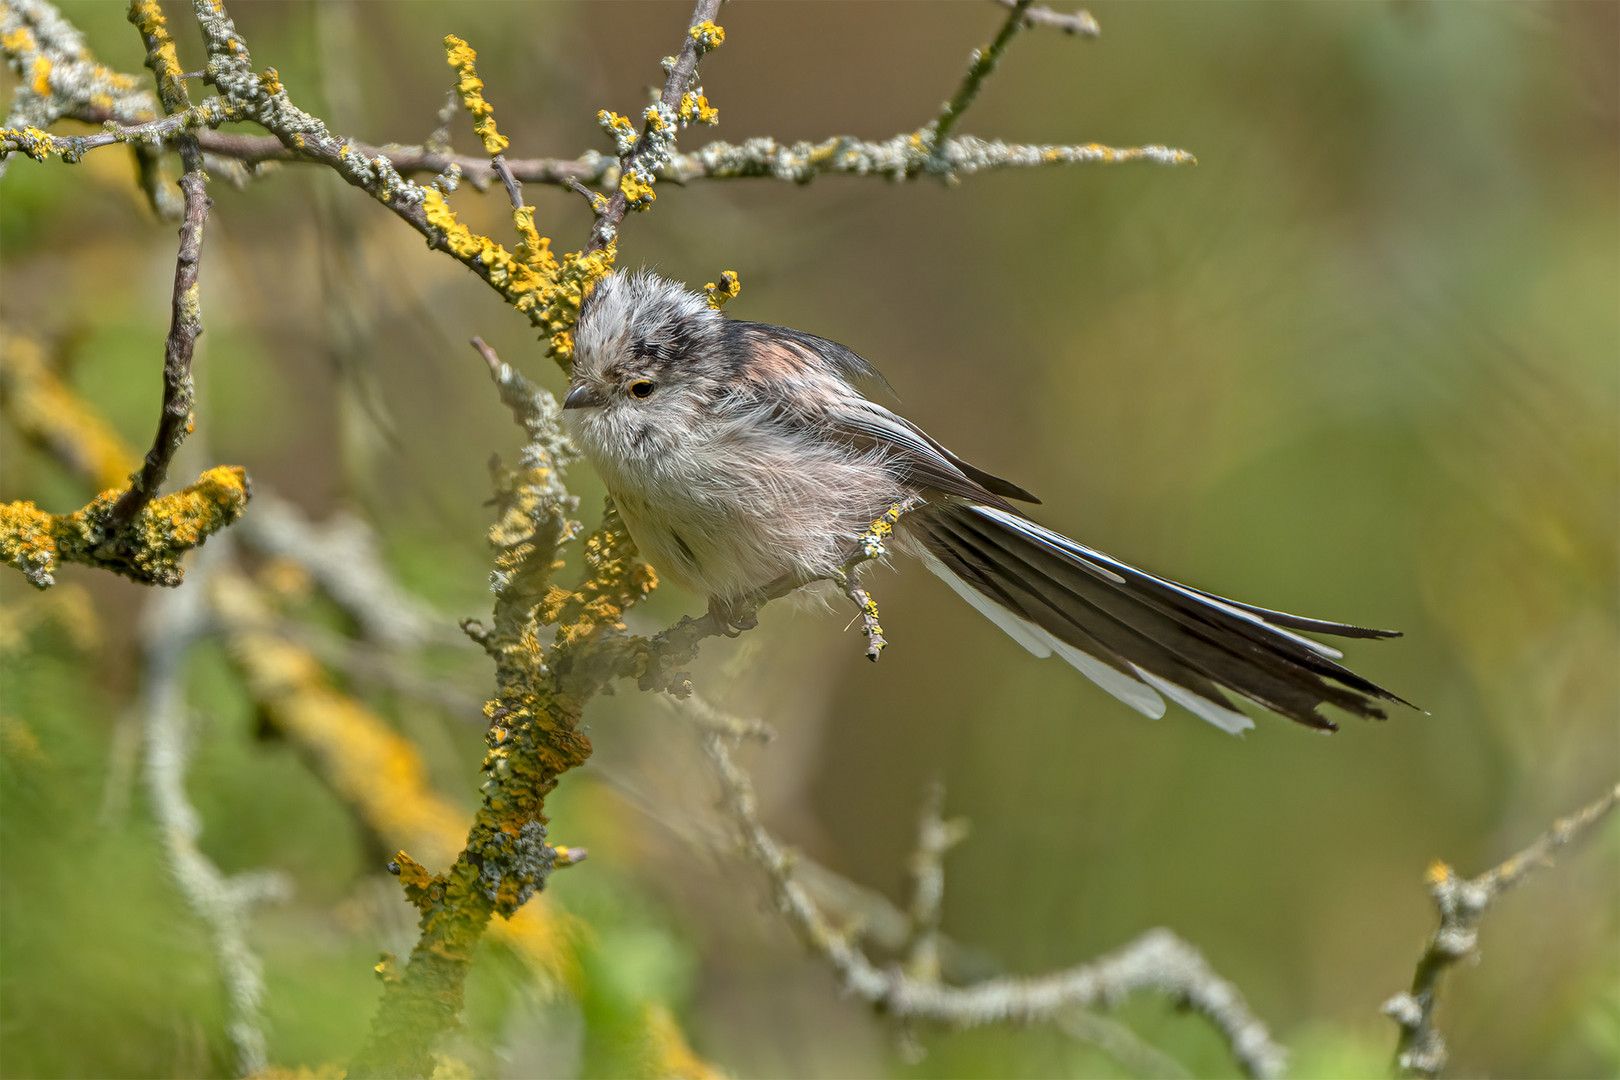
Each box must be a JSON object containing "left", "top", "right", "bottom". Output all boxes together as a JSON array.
[
  {"left": 491, "top": 153, "right": 524, "bottom": 210},
  {"left": 108, "top": 1, "right": 211, "bottom": 530},
  {"left": 1383, "top": 782, "right": 1620, "bottom": 1078},
  {"left": 993, "top": 0, "right": 1100, "bottom": 36},
  {"left": 903, "top": 782, "right": 970, "bottom": 982},
  {"left": 933, "top": 0, "right": 1034, "bottom": 148}
]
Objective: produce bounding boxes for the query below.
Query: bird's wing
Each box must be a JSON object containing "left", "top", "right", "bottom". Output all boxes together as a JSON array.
[{"left": 828, "top": 400, "right": 1041, "bottom": 509}]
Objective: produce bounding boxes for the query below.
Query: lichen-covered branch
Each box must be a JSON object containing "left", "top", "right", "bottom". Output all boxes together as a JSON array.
[
  {"left": 0, "top": 0, "right": 151, "bottom": 178},
  {"left": 208, "top": 567, "right": 578, "bottom": 992},
  {"left": 691, "top": 716, "right": 1286, "bottom": 1079},
  {"left": 346, "top": 339, "right": 658, "bottom": 1078},
  {"left": 1, "top": 465, "right": 250, "bottom": 588},
  {"left": 1383, "top": 782, "right": 1620, "bottom": 1078},
  {"left": 582, "top": 0, "right": 723, "bottom": 252},
  {"left": 0, "top": 3, "right": 249, "bottom": 593}
]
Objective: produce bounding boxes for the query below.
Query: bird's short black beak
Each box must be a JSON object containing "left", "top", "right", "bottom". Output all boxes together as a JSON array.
[{"left": 563, "top": 383, "right": 607, "bottom": 410}]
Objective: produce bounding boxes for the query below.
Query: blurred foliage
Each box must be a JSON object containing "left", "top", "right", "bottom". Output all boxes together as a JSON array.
[{"left": 2, "top": 1, "right": 1616, "bottom": 1077}]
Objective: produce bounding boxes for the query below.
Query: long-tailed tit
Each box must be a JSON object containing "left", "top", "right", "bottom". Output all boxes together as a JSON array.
[{"left": 563, "top": 270, "right": 1407, "bottom": 734}]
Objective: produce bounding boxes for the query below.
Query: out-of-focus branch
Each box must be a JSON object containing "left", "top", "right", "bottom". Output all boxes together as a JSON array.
[
  {"left": 1383, "top": 782, "right": 1620, "bottom": 1078},
  {"left": 137, "top": 545, "right": 290, "bottom": 1078},
  {"left": 689, "top": 712, "right": 1287, "bottom": 1079},
  {"left": 993, "top": 0, "right": 1099, "bottom": 36},
  {"left": 235, "top": 493, "right": 441, "bottom": 650},
  {"left": 0, "top": 330, "right": 136, "bottom": 491}
]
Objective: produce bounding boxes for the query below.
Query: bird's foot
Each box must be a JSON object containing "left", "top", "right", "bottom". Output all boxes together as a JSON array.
[{"left": 706, "top": 597, "right": 759, "bottom": 638}]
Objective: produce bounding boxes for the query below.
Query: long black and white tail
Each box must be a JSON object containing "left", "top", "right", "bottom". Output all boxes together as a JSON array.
[{"left": 920, "top": 503, "right": 1408, "bottom": 733}]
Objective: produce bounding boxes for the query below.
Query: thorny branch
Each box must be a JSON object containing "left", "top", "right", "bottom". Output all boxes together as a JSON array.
[
  {"left": 1383, "top": 783, "right": 1620, "bottom": 1079},
  {"left": 687, "top": 710, "right": 1288, "bottom": 1079}
]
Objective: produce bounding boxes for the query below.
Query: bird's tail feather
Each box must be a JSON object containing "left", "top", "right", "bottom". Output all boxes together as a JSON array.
[{"left": 918, "top": 503, "right": 1408, "bottom": 733}]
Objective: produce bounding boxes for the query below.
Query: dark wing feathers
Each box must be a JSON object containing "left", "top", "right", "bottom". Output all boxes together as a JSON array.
[
  {"left": 830, "top": 402, "right": 1039, "bottom": 510},
  {"left": 927, "top": 504, "right": 1408, "bottom": 730}
]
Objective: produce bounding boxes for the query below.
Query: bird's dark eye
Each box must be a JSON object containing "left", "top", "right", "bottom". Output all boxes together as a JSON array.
[{"left": 628, "top": 379, "right": 656, "bottom": 399}]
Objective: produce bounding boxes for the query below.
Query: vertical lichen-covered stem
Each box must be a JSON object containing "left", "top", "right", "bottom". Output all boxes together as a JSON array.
[
  {"left": 348, "top": 346, "right": 658, "bottom": 1079},
  {"left": 109, "top": 0, "right": 210, "bottom": 530}
]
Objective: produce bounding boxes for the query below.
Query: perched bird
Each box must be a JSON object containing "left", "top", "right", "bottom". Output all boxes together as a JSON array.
[{"left": 562, "top": 270, "right": 1407, "bottom": 734}]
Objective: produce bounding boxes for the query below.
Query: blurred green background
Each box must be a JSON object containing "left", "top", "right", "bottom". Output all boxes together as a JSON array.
[{"left": 2, "top": 1, "right": 1616, "bottom": 1077}]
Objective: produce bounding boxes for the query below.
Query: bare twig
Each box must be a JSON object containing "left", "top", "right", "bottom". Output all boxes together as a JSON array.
[
  {"left": 491, "top": 154, "right": 524, "bottom": 210},
  {"left": 695, "top": 725, "right": 1286, "bottom": 1078},
  {"left": 1383, "top": 782, "right": 1620, "bottom": 1078},
  {"left": 903, "top": 782, "right": 970, "bottom": 982}
]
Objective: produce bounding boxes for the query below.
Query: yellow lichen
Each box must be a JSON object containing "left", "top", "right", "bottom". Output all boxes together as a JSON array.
[
  {"left": 638, "top": 1002, "right": 726, "bottom": 1080},
  {"left": 620, "top": 171, "right": 656, "bottom": 208},
  {"left": 1, "top": 26, "right": 36, "bottom": 54},
  {"left": 28, "top": 55, "right": 50, "bottom": 96},
  {"left": 677, "top": 92, "right": 719, "bottom": 126},
  {"left": 210, "top": 570, "right": 579, "bottom": 990},
  {"left": 1, "top": 465, "right": 249, "bottom": 589},
  {"left": 703, "top": 270, "right": 740, "bottom": 310},
  {"left": 126, "top": 0, "right": 187, "bottom": 110},
  {"left": 3, "top": 125, "right": 56, "bottom": 162},
  {"left": 688, "top": 19, "right": 725, "bottom": 52},
  {"left": 443, "top": 35, "right": 508, "bottom": 156}
]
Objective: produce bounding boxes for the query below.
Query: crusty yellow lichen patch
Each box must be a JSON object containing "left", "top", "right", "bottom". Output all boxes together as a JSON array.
[
  {"left": 126, "top": 0, "right": 187, "bottom": 109},
  {"left": 28, "top": 55, "right": 50, "bottom": 96},
  {"left": 443, "top": 35, "right": 508, "bottom": 156},
  {"left": 703, "top": 270, "right": 740, "bottom": 310},
  {"left": 688, "top": 19, "right": 725, "bottom": 52},
  {"left": 418, "top": 189, "right": 614, "bottom": 366},
  {"left": 1, "top": 27, "right": 36, "bottom": 54},
  {"left": 678, "top": 91, "right": 719, "bottom": 126},
  {"left": 1, "top": 465, "right": 249, "bottom": 589}
]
